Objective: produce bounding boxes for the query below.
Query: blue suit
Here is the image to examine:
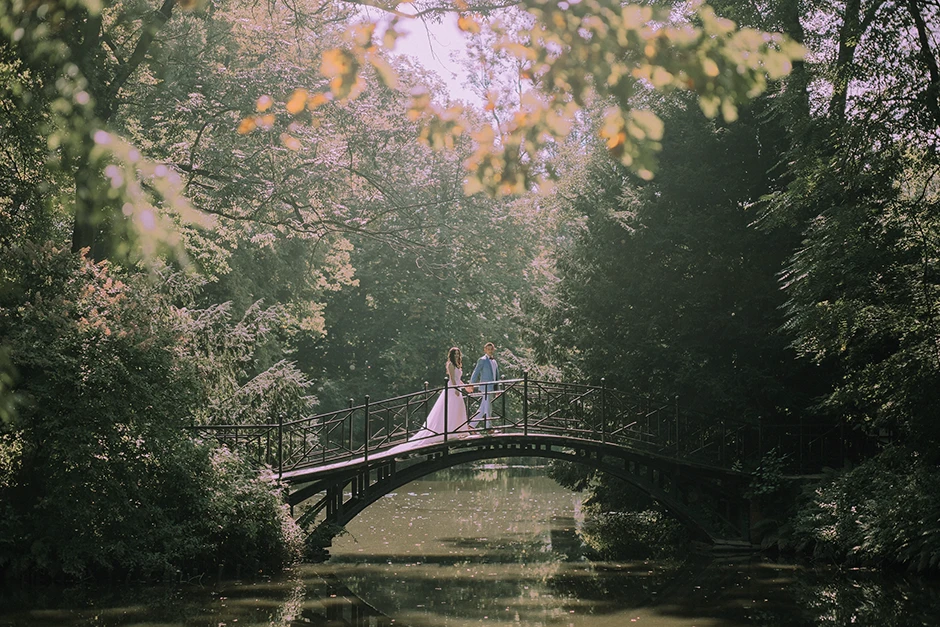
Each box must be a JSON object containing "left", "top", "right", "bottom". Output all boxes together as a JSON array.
[{"left": 470, "top": 355, "right": 499, "bottom": 427}]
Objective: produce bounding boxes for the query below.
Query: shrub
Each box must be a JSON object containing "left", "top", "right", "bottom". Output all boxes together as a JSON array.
[
  {"left": 0, "top": 244, "right": 302, "bottom": 580},
  {"left": 580, "top": 509, "right": 688, "bottom": 560},
  {"left": 789, "top": 447, "right": 940, "bottom": 571}
]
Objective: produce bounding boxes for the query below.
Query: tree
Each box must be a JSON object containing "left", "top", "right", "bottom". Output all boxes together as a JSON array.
[
  {"left": 760, "top": 0, "right": 940, "bottom": 456},
  {"left": 538, "top": 92, "right": 814, "bottom": 424},
  {"left": 249, "top": 0, "right": 804, "bottom": 194},
  {"left": 0, "top": 244, "right": 303, "bottom": 578}
]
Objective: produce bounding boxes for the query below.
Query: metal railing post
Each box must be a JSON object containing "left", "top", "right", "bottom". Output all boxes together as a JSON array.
[
  {"left": 348, "top": 398, "right": 354, "bottom": 454},
  {"left": 405, "top": 397, "right": 411, "bottom": 439},
  {"left": 423, "top": 381, "right": 429, "bottom": 423},
  {"left": 523, "top": 370, "right": 529, "bottom": 436},
  {"left": 600, "top": 378, "right": 607, "bottom": 444},
  {"left": 278, "top": 412, "right": 283, "bottom": 478},
  {"left": 322, "top": 411, "right": 327, "bottom": 464},
  {"left": 443, "top": 377, "right": 450, "bottom": 444},
  {"left": 364, "top": 395, "right": 370, "bottom": 462}
]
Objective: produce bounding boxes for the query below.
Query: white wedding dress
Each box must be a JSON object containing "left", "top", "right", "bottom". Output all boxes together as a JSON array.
[{"left": 388, "top": 364, "right": 471, "bottom": 454}]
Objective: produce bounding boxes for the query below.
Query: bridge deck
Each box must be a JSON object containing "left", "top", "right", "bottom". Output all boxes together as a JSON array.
[{"left": 278, "top": 431, "right": 751, "bottom": 485}]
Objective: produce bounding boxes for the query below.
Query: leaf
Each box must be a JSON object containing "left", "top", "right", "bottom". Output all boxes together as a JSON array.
[
  {"left": 702, "top": 57, "right": 720, "bottom": 78},
  {"left": 321, "top": 48, "right": 352, "bottom": 79},
  {"left": 458, "top": 14, "right": 481, "bottom": 34},
  {"left": 237, "top": 117, "right": 257, "bottom": 135},
  {"left": 320, "top": 49, "right": 360, "bottom": 99},
  {"left": 280, "top": 133, "right": 301, "bottom": 151},
  {"left": 369, "top": 55, "right": 399, "bottom": 90},
  {"left": 498, "top": 42, "right": 537, "bottom": 62},
  {"left": 256, "top": 95, "right": 273, "bottom": 112},
  {"left": 484, "top": 91, "right": 498, "bottom": 112},
  {"left": 629, "top": 109, "right": 664, "bottom": 141},
  {"left": 307, "top": 92, "right": 331, "bottom": 110},
  {"left": 286, "top": 89, "right": 308, "bottom": 115}
]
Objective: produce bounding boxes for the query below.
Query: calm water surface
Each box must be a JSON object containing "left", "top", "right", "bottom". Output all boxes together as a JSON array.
[{"left": 3, "top": 463, "right": 940, "bottom": 626}]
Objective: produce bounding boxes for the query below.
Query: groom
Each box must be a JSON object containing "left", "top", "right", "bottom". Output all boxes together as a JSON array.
[{"left": 470, "top": 342, "right": 499, "bottom": 430}]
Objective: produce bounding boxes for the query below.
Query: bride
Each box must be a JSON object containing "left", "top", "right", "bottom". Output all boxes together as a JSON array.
[{"left": 389, "top": 347, "right": 472, "bottom": 454}]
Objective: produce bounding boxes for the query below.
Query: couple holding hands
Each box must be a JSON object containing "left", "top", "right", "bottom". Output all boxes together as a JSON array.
[
  {"left": 447, "top": 342, "right": 500, "bottom": 431},
  {"left": 392, "top": 343, "right": 500, "bottom": 453}
]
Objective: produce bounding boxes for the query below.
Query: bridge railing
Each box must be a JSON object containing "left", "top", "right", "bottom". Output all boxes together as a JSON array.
[{"left": 191, "top": 374, "right": 852, "bottom": 475}]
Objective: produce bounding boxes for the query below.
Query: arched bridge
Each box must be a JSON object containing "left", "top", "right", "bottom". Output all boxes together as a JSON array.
[{"left": 193, "top": 374, "right": 851, "bottom": 549}]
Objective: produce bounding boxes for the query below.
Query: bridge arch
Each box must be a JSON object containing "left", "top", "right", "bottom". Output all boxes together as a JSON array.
[{"left": 287, "top": 435, "right": 752, "bottom": 548}]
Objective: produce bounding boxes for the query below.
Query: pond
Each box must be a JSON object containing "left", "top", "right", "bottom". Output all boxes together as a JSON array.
[{"left": 2, "top": 462, "right": 939, "bottom": 626}]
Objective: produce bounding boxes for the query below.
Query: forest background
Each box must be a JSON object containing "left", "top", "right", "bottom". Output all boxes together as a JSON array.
[{"left": 1, "top": 0, "right": 939, "bottom": 580}]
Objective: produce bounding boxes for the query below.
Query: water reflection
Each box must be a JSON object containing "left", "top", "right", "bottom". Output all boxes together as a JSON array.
[
  {"left": 325, "top": 463, "right": 940, "bottom": 627},
  {"left": 3, "top": 463, "right": 940, "bottom": 626},
  {"left": 0, "top": 570, "right": 394, "bottom": 627}
]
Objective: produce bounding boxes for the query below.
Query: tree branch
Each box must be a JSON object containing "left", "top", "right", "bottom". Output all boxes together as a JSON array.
[
  {"left": 101, "top": 31, "right": 125, "bottom": 65},
  {"left": 906, "top": 0, "right": 940, "bottom": 128},
  {"left": 106, "top": 0, "right": 176, "bottom": 116},
  {"left": 339, "top": 0, "right": 520, "bottom": 20}
]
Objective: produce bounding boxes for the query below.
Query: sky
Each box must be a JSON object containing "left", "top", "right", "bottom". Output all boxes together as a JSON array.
[{"left": 386, "top": 13, "right": 483, "bottom": 106}]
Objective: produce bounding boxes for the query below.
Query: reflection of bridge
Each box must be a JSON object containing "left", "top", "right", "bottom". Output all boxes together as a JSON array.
[{"left": 194, "top": 374, "right": 851, "bottom": 548}]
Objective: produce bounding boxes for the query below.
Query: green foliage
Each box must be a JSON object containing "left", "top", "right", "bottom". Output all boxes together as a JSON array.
[
  {"left": 789, "top": 448, "right": 940, "bottom": 572},
  {"left": 536, "top": 94, "right": 813, "bottom": 422},
  {"left": 559, "top": 473, "right": 688, "bottom": 559},
  {"left": 745, "top": 448, "right": 789, "bottom": 501},
  {"left": 262, "top": 1, "right": 803, "bottom": 194},
  {"left": 0, "top": 244, "right": 302, "bottom": 579},
  {"left": 0, "top": 0, "right": 204, "bottom": 262},
  {"left": 761, "top": 0, "right": 940, "bottom": 459},
  {"left": 547, "top": 459, "right": 593, "bottom": 492},
  {"left": 0, "top": 347, "right": 18, "bottom": 427},
  {"left": 0, "top": 0, "right": 937, "bottom": 581},
  {"left": 580, "top": 508, "right": 688, "bottom": 560},
  {"left": 200, "top": 448, "right": 304, "bottom": 572},
  {"left": 777, "top": 146, "right": 940, "bottom": 456},
  {"left": 303, "top": 521, "right": 348, "bottom": 561}
]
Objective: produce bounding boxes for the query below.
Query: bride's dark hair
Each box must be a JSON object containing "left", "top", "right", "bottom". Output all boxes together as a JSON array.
[{"left": 447, "top": 346, "right": 462, "bottom": 369}]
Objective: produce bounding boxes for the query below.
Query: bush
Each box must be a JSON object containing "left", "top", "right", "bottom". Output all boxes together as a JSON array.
[
  {"left": 789, "top": 447, "right": 940, "bottom": 571},
  {"left": 574, "top": 474, "right": 689, "bottom": 560},
  {"left": 580, "top": 509, "right": 688, "bottom": 560},
  {"left": 0, "top": 244, "right": 302, "bottom": 580}
]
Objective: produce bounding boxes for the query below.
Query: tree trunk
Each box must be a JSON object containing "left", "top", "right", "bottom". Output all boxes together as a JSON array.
[
  {"left": 829, "top": 0, "right": 862, "bottom": 121},
  {"left": 68, "top": 0, "right": 177, "bottom": 259},
  {"left": 778, "top": 0, "right": 810, "bottom": 126},
  {"left": 906, "top": 0, "right": 940, "bottom": 129}
]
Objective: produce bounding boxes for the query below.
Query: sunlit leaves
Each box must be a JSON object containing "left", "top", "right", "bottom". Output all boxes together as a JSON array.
[
  {"left": 280, "top": 133, "right": 302, "bottom": 150},
  {"left": 407, "top": 90, "right": 466, "bottom": 150},
  {"left": 599, "top": 108, "right": 663, "bottom": 180},
  {"left": 240, "top": 15, "right": 408, "bottom": 150},
  {"left": 237, "top": 117, "right": 257, "bottom": 134},
  {"left": 286, "top": 89, "right": 309, "bottom": 115},
  {"left": 247, "top": 0, "right": 803, "bottom": 196},
  {"left": 321, "top": 47, "right": 361, "bottom": 99},
  {"left": 466, "top": 0, "right": 805, "bottom": 191},
  {"left": 256, "top": 94, "right": 274, "bottom": 112},
  {"left": 457, "top": 13, "right": 481, "bottom": 34},
  {"left": 90, "top": 130, "right": 212, "bottom": 263}
]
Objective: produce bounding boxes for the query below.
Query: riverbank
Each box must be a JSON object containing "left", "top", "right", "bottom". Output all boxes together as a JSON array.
[{"left": 761, "top": 447, "right": 940, "bottom": 573}]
